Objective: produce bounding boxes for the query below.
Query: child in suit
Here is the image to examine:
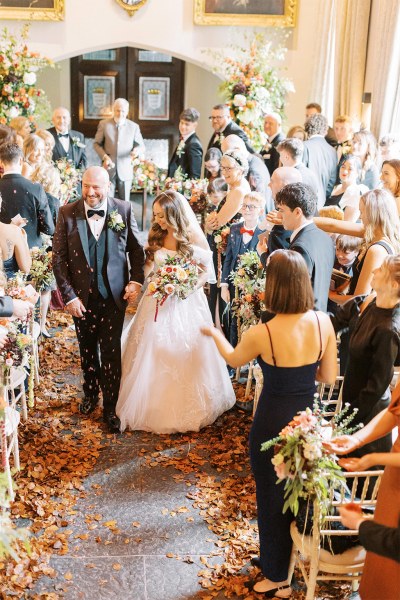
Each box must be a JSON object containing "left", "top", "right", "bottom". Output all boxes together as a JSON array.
[{"left": 221, "top": 192, "right": 265, "bottom": 346}]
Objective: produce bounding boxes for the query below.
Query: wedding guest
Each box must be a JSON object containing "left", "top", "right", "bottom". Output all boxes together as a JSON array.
[
  {"left": 205, "top": 150, "right": 250, "bottom": 231},
  {"left": 352, "top": 130, "right": 379, "bottom": 189},
  {"left": 328, "top": 384, "right": 400, "bottom": 600},
  {"left": 380, "top": 159, "right": 400, "bottom": 215},
  {"left": 321, "top": 190, "right": 400, "bottom": 306},
  {"left": 31, "top": 163, "right": 61, "bottom": 337},
  {"left": 261, "top": 112, "right": 284, "bottom": 176},
  {"left": 304, "top": 102, "right": 336, "bottom": 146},
  {"left": 334, "top": 114, "right": 354, "bottom": 163},
  {"left": 334, "top": 235, "right": 360, "bottom": 277},
  {"left": 206, "top": 103, "right": 254, "bottom": 156},
  {"left": 378, "top": 133, "right": 400, "bottom": 166},
  {"left": 36, "top": 129, "right": 56, "bottom": 163},
  {"left": 52, "top": 166, "right": 145, "bottom": 432},
  {"left": 286, "top": 125, "right": 307, "bottom": 141},
  {"left": 206, "top": 177, "right": 229, "bottom": 330},
  {"left": 48, "top": 107, "right": 87, "bottom": 171},
  {"left": 22, "top": 134, "right": 46, "bottom": 179},
  {"left": 275, "top": 182, "right": 335, "bottom": 312},
  {"left": 168, "top": 107, "right": 203, "bottom": 180},
  {"left": 221, "top": 134, "right": 272, "bottom": 211},
  {"left": 202, "top": 249, "right": 337, "bottom": 598},
  {"left": 277, "top": 138, "right": 319, "bottom": 196},
  {"left": 325, "top": 154, "right": 368, "bottom": 221},
  {"left": 9, "top": 116, "right": 31, "bottom": 141},
  {"left": 303, "top": 114, "right": 337, "bottom": 208},
  {"left": 220, "top": 192, "right": 265, "bottom": 346},
  {"left": 203, "top": 147, "right": 222, "bottom": 182},
  {"left": 0, "top": 143, "right": 54, "bottom": 248},
  {"left": 0, "top": 125, "right": 17, "bottom": 147},
  {"left": 0, "top": 219, "right": 31, "bottom": 279},
  {"left": 93, "top": 98, "right": 144, "bottom": 201}
]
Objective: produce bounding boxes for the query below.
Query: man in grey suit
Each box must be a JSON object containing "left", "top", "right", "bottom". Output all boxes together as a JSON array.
[
  {"left": 93, "top": 98, "right": 145, "bottom": 201},
  {"left": 302, "top": 114, "right": 337, "bottom": 209}
]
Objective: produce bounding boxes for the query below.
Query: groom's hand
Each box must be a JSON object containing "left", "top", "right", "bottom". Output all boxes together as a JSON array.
[
  {"left": 65, "top": 298, "right": 86, "bottom": 318},
  {"left": 124, "top": 282, "right": 141, "bottom": 303}
]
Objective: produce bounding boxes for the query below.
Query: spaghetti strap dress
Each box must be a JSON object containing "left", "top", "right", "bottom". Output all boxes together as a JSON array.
[{"left": 249, "top": 313, "right": 323, "bottom": 581}]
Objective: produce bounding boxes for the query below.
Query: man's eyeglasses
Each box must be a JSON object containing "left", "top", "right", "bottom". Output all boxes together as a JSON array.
[
  {"left": 209, "top": 116, "right": 225, "bottom": 121},
  {"left": 242, "top": 204, "right": 258, "bottom": 211}
]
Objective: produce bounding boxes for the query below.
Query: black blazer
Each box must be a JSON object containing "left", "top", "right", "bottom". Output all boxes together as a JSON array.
[
  {"left": 206, "top": 121, "right": 255, "bottom": 154},
  {"left": 290, "top": 223, "right": 335, "bottom": 312},
  {"left": 168, "top": 133, "right": 203, "bottom": 179},
  {"left": 261, "top": 132, "right": 285, "bottom": 176},
  {"left": 52, "top": 196, "right": 145, "bottom": 311},
  {"left": 0, "top": 173, "right": 54, "bottom": 247},
  {"left": 260, "top": 224, "right": 292, "bottom": 269},
  {"left": 48, "top": 127, "right": 87, "bottom": 170},
  {"left": 359, "top": 519, "right": 400, "bottom": 563}
]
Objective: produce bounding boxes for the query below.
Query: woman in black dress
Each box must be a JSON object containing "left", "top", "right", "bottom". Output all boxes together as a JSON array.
[
  {"left": 203, "top": 250, "right": 337, "bottom": 597},
  {"left": 339, "top": 255, "right": 400, "bottom": 454}
]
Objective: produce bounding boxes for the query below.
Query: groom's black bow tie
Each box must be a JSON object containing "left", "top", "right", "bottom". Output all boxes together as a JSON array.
[
  {"left": 87, "top": 209, "right": 105, "bottom": 218},
  {"left": 58, "top": 132, "right": 69, "bottom": 138}
]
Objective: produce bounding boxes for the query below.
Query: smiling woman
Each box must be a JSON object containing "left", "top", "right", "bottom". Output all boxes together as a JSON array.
[{"left": 0, "top": 0, "right": 64, "bottom": 20}]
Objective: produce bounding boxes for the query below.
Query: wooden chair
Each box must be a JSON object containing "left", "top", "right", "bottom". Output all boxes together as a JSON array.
[
  {"left": 318, "top": 375, "right": 344, "bottom": 418},
  {"left": 288, "top": 470, "right": 384, "bottom": 600}
]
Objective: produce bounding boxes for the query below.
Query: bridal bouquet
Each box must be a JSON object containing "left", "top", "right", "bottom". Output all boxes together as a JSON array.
[
  {"left": 147, "top": 255, "right": 199, "bottom": 321},
  {"left": 261, "top": 399, "right": 360, "bottom": 518},
  {"left": 29, "top": 246, "right": 55, "bottom": 292}
]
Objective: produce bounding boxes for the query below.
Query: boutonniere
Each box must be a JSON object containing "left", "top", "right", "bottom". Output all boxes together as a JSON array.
[
  {"left": 214, "top": 132, "right": 224, "bottom": 145},
  {"left": 262, "top": 142, "right": 272, "bottom": 155},
  {"left": 108, "top": 209, "right": 125, "bottom": 232},
  {"left": 176, "top": 139, "right": 185, "bottom": 158},
  {"left": 72, "top": 136, "right": 86, "bottom": 149},
  {"left": 340, "top": 143, "right": 352, "bottom": 156}
]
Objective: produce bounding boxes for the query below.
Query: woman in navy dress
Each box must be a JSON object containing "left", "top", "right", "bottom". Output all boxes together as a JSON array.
[{"left": 202, "top": 250, "right": 337, "bottom": 597}]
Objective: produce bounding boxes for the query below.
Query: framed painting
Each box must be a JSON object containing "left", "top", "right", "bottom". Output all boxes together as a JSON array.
[
  {"left": 83, "top": 76, "right": 115, "bottom": 120},
  {"left": 194, "top": 0, "right": 297, "bottom": 27},
  {"left": 139, "top": 77, "right": 170, "bottom": 121},
  {"left": 0, "top": 0, "right": 65, "bottom": 21}
]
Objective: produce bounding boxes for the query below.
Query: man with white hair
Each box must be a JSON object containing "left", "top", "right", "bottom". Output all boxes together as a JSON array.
[
  {"left": 93, "top": 98, "right": 145, "bottom": 201},
  {"left": 221, "top": 134, "right": 273, "bottom": 211},
  {"left": 48, "top": 106, "right": 87, "bottom": 170},
  {"left": 261, "top": 112, "right": 285, "bottom": 175}
]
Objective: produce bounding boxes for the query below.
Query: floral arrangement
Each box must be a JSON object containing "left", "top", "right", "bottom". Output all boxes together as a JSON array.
[
  {"left": 55, "top": 158, "right": 82, "bottom": 205},
  {"left": 163, "top": 171, "right": 208, "bottom": 200},
  {"left": 207, "top": 33, "right": 294, "bottom": 151},
  {"left": 229, "top": 251, "right": 265, "bottom": 332},
  {"left": 147, "top": 255, "right": 199, "bottom": 321},
  {"left": 131, "top": 158, "right": 165, "bottom": 195},
  {"left": 189, "top": 191, "right": 215, "bottom": 231},
  {"left": 0, "top": 321, "right": 32, "bottom": 376},
  {"left": 29, "top": 246, "right": 54, "bottom": 292},
  {"left": 2, "top": 274, "right": 35, "bottom": 306},
  {"left": 0, "top": 26, "right": 53, "bottom": 125},
  {"left": 108, "top": 209, "right": 125, "bottom": 232},
  {"left": 261, "top": 400, "right": 361, "bottom": 518}
]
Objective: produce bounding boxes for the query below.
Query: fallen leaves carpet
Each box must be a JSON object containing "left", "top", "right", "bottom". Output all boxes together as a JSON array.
[{"left": 1, "top": 314, "right": 353, "bottom": 600}]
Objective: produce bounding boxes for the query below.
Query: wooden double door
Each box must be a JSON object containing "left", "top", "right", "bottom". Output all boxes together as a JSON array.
[{"left": 70, "top": 47, "right": 184, "bottom": 166}]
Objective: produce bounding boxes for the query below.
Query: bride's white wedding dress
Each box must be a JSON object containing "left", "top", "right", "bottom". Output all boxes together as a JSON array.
[{"left": 116, "top": 246, "right": 236, "bottom": 433}]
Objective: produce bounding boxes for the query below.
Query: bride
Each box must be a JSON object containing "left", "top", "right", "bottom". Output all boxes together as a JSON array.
[{"left": 116, "top": 190, "right": 236, "bottom": 433}]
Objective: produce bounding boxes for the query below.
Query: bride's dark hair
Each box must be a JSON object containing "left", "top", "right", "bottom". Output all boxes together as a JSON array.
[{"left": 146, "top": 190, "right": 193, "bottom": 262}]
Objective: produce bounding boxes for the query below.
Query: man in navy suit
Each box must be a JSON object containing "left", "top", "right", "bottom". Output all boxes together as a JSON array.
[
  {"left": 168, "top": 108, "right": 203, "bottom": 179},
  {"left": 221, "top": 192, "right": 265, "bottom": 346},
  {"left": 275, "top": 182, "right": 335, "bottom": 312},
  {"left": 48, "top": 107, "right": 87, "bottom": 171}
]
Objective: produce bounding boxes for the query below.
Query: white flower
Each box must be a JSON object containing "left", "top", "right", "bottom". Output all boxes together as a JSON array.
[
  {"left": 114, "top": 213, "right": 123, "bottom": 224},
  {"left": 176, "top": 268, "right": 188, "bottom": 282},
  {"left": 6, "top": 358, "right": 13, "bottom": 367},
  {"left": 233, "top": 94, "right": 247, "bottom": 107},
  {"left": 23, "top": 72, "right": 37, "bottom": 85},
  {"left": 8, "top": 106, "right": 19, "bottom": 119}
]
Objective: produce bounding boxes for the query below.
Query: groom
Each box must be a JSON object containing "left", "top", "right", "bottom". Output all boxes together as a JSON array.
[{"left": 53, "top": 166, "right": 145, "bottom": 432}]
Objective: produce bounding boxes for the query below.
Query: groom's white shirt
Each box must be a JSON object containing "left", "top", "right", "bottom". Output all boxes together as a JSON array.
[{"left": 84, "top": 198, "right": 108, "bottom": 241}]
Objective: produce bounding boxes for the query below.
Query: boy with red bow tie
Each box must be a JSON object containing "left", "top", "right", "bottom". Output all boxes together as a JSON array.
[{"left": 220, "top": 192, "right": 265, "bottom": 346}]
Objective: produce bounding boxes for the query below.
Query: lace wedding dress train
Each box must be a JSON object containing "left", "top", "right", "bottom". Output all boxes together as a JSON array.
[{"left": 116, "top": 247, "right": 236, "bottom": 433}]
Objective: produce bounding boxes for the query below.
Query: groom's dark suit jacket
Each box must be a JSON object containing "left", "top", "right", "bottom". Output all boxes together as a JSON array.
[
  {"left": 53, "top": 196, "right": 145, "bottom": 311},
  {"left": 290, "top": 223, "right": 335, "bottom": 313}
]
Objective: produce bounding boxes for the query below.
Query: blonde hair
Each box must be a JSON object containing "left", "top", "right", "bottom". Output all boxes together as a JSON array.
[
  {"left": 9, "top": 116, "right": 30, "bottom": 137},
  {"left": 243, "top": 191, "right": 265, "bottom": 211},
  {"left": 359, "top": 189, "right": 400, "bottom": 258},
  {"left": 287, "top": 125, "right": 308, "bottom": 141},
  {"left": 36, "top": 129, "right": 55, "bottom": 158},
  {"left": 31, "top": 163, "right": 61, "bottom": 196},
  {"left": 384, "top": 255, "right": 400, "bottom": 297},
  {"left": 23, "top": 134, "right": 45, "bottom": 163},
  {"left": 334, "top": 114, "right": 353, "bottom": 126}
]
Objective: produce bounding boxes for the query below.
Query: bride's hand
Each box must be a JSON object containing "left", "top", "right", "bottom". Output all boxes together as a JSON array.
[{"left": 124, "top": 282, "right": 141, "bottom": 303}]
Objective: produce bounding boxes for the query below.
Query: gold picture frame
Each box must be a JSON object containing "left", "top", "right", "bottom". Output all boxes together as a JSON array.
[
  {"left": 0, "top": 0, "right": 65, "bottom": 21},
  {"left": 114, "top": 0, "right": 148, "bottom": 17},
  {"left": 194, "top": 0, "right": 297, "bottom": 27}
]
